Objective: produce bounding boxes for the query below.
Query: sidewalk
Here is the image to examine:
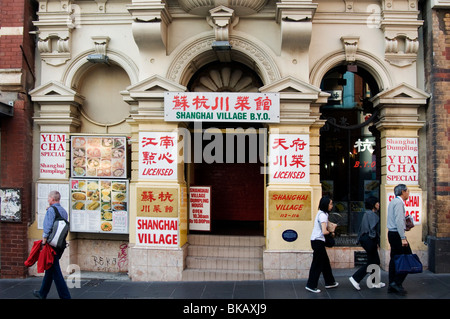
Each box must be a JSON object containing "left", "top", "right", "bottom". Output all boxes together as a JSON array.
[{"left": 1, "top": 268, "right": 449, "bottom": 300}]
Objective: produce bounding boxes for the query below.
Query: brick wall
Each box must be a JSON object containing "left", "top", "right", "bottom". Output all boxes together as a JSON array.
[
  {"left": 423, "top": 9, "right": 450, "bottom": 239},
  {"left": 0, "top": 0, "right": 36, "bottom": 278}
]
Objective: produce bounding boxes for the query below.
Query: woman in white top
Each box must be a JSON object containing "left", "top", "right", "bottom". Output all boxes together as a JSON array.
[{"left": 305, "top": 196, "right": 338, "bottom": 293}]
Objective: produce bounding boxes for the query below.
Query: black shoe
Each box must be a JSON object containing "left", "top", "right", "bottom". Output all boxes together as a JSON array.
[
  {"left": 388, "top": 283, "right": 407, "bottom": 295},
  {"left": 33, "top": 290, "right": 43, "bottom": 299}
]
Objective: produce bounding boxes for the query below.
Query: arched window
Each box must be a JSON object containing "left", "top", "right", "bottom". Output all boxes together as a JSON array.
[{"left": 320, "top": 65, "right": 381, "bottom": 245}]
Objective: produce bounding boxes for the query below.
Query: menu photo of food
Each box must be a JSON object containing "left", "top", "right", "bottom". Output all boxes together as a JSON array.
[
  {"left": 70, "top": 178, "right": 128, "bottom": 234},
  {"left": 71, "top": 136, "right": 127, "bottom": 179}
]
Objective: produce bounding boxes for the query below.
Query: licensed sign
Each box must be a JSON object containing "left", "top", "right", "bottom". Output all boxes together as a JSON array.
[
  {"left": 165, "top": 92, "right": 280, "bottom": 123},
  {"left": 269, "top": 134, "right": 310, "bottom": 183},
  {"left": 139, "top": 132, "right": 178, "bottom": 180}
]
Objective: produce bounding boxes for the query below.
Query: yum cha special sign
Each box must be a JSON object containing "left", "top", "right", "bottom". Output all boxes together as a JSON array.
[{"left": 165, "top": 92, "right": 280, "bottom": 123}]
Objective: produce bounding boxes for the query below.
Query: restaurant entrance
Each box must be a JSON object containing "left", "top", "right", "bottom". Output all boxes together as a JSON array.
[
  {"left": 186, "top": 61, "right": 266, "bottom": 235},
  {"left": 188, "top": 123, "right": 265, "bottom": 235}
]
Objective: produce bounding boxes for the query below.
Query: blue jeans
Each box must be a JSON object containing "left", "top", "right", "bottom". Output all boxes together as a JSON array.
[{"left": 39, "top": 256, "right": 71, "bottom": 299}]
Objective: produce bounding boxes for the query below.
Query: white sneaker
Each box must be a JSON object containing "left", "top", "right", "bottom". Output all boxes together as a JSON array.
[
  {"left": 325, "top": 282, "right": 339, "bottom": 289},
  {"left": 349, "top": 276, "right": 361, "bottom": 290},
  {"left": 373, "top": 282, "right": 386, "bottom": 288},
  {"left": 305, "top": 286, "right": 321, "bottom": 293}
]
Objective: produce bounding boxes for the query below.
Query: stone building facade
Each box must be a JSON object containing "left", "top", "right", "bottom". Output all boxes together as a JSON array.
[{"left": 2, "top": 0, "right": 444, "bottom": 280}]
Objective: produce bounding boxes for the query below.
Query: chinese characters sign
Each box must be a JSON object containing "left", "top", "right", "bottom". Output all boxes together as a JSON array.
[
  {"left": 71, "top": 136, "right": 127, "bottom": 179},
  {"left": 269, "top": 134, "right": 310, "bottom": 183},
  {"left": 139, "top": 132, "right": 178, "bottom": 180},
  {"left": 70, "top": 179, "right": 128, "bottom": 234},
  {"left": 164, "top": 92, "right": 280, "bottom": 123},
  {"left": 40, "top": 133, "right": 66, "bottom": 179},
  {"left": 268, "top": 191, "right": 311, "bottom": 221},
  {"left": 189, "top": 186, "right": 211, "bottom": 231},
  {"left": 386, "top": 138, "right": 418, "bottom": 184},
  {"left": 136, "top": 187, "right": 179, "bottom": 247}
]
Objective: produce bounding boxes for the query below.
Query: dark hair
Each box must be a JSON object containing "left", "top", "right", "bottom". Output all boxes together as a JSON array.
[
  {"left": 318, "top": 196, "right": 332, "bottom": 213},
  {"left": 365, "top": 196, "right": 378, "bottom": 210}
]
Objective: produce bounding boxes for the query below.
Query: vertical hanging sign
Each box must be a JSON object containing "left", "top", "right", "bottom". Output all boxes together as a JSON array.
[
  {"left": 139, "top": 132, "right": 178, "bottom": 180},
  {"left": 40, "top": 133, "right": 66, "bottom": 179},
  {"left": 269, "top": 134, "right": 310, "bottom": 183}
]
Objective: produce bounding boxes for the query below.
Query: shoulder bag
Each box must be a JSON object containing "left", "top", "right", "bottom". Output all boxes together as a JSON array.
[
  {"left": 47, "top": 206, "right": 70, "bottom": 251},
  {"left": 318, "top": 212, "right": 335, "bottom": 247}
]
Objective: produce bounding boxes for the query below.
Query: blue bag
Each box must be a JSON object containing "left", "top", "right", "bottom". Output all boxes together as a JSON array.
[{"left": 394, "top": 254, "right": 423, "bottom": 274}]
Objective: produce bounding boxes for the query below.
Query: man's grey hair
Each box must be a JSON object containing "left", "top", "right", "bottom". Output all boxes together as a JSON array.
[
  {"left": 48, "top": 190, "right": 61, "bottom": 202},
  {"left": 394, "top": 184, "right": 407, "bottom": 196}
]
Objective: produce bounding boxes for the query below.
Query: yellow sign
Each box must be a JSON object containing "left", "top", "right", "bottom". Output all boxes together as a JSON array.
[
  {"left": 268, "top": 191, "right": 311, "bottom": 220},
  {"left": 137, "top": 187, "right": 178, "bottom": 218}
]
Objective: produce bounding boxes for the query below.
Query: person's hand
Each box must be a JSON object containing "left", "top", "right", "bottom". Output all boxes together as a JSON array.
[
  {"left": 401, "top": 238, "right": 408, "bottom": 246},
  {"left": 328, "top": 222, "right": 337, "bottom": 233}
]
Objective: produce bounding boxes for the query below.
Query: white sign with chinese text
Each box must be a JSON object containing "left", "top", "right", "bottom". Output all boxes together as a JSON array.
[
  {"left": 269, "top": 134, "right": 310, "bottom": 183},
  {"left": 164, "top": 92, "right": 280, "bottom": 123},
  {"left": 386, "top": 138, "right": 418, "bottom": 185},
  {"left": 40, "top": 133, "right": 66, "bottom": 179},
  {"left": 138, "top": 132, "right": 178, "bottom": 180},
  {"left": 387, "top": 192, "right": 422, "bottom": 225}
]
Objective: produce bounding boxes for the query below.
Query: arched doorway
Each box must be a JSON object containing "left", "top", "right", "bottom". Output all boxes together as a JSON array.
[
  {"left": 319, "top": 64, "right": 381, "bottom": 245},
  {"left": 187, "top": 61, "right": 265, "bottom": 235}
]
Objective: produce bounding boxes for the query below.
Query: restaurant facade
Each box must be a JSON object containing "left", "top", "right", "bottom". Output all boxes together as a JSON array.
[{"left": 12, "top": 0, "right": 446, "bottom": 281}]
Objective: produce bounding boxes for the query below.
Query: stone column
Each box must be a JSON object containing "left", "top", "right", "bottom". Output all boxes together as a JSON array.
[{"left": 371, "top": 83, "right": 429, "bottom": 269}]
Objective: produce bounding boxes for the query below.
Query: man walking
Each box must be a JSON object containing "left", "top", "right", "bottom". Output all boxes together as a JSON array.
[
  {"left": 33, "top": 190, "right": 71, "bottom": 299},
  {"left": 387, "top": 184, "right": 412, "bottom": 295}
]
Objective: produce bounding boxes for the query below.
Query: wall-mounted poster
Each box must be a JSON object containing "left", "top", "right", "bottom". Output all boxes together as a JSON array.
[
  {"left": 189, "top": 186, "right": 211, "bottom": 231},
  {"left": 70, "top": 179, "right": 128, "bottom": 234},
  {"left": 385, "top": 137, "right": 418, "bottom": 185},
  {"left": 0, "top": 188, "right": 21, "bottom": 222},
  {"left": 71, "top": 136, "right": 127, "bottom": 179},
  {"left": 40, "top": 133, "right": 66, "bottom": 179},
  {"left": 36, "top": 183, "right": 69, "bottom": 229}
]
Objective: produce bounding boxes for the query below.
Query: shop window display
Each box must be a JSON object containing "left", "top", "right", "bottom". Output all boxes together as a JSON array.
[{"left": 320, "top": 65, "right": 381, "bottom": 245}]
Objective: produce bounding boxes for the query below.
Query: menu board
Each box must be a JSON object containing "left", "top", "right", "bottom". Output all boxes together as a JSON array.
[
  {"left": 70, "top": 178, "right": 128, "bottom": 234},
  {"left": 71, "top": 136, "right": 127, "bottom": 179}
]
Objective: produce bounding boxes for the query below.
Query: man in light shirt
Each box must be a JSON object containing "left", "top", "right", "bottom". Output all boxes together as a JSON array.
[{"left": 387, "top": 184, "right": 412, "bottom": 295}]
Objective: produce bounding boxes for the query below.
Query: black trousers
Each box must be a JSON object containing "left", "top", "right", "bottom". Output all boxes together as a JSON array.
[
  {"left": 388, "top": 231, "right": 412, "bottom": 286},
  {"left": 306, "top": 240, "right": 335, "bottom": 289},
  {"left": 352, "top": 234, "right": 380, "bottom": 283}
]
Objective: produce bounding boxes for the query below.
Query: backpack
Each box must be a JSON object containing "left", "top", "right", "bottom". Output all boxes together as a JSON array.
[{"left": 47, "top": 206, "right": 69, "bottom": 251}]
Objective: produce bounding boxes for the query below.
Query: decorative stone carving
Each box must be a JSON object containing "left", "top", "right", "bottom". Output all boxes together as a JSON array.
[
  {"left": 276, "top": 1, "right": 317, "bottom": 54},
  {"left": 33, "top": 0, "right": 78, "bottom": 66},
  {"left": 91, "top": 36, "right": 110, "bottom": 56},
  {"left": 178, "top": 0, "right": 267, "bottom": 16},
  {"left": 380, "top": 0, "right": 423, "bottom": 67},
  {"left": 341, "top": 36, "right": 359, "bottom": 63},
  {"left": 127, "top": 1, "right": 172, "bottom": 51}
]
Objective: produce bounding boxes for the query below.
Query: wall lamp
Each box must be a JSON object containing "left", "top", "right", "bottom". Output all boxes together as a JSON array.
[{"left": 87, "top": 53, "right": 110, "bottom": 64}]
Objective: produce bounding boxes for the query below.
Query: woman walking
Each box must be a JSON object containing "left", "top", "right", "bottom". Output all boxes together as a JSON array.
[
  {"left": 306, "top": 196, "right": 338, "bottom": 293},
  {"left": 349, "top": 197, "right": 385, "bottom": 290}
]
